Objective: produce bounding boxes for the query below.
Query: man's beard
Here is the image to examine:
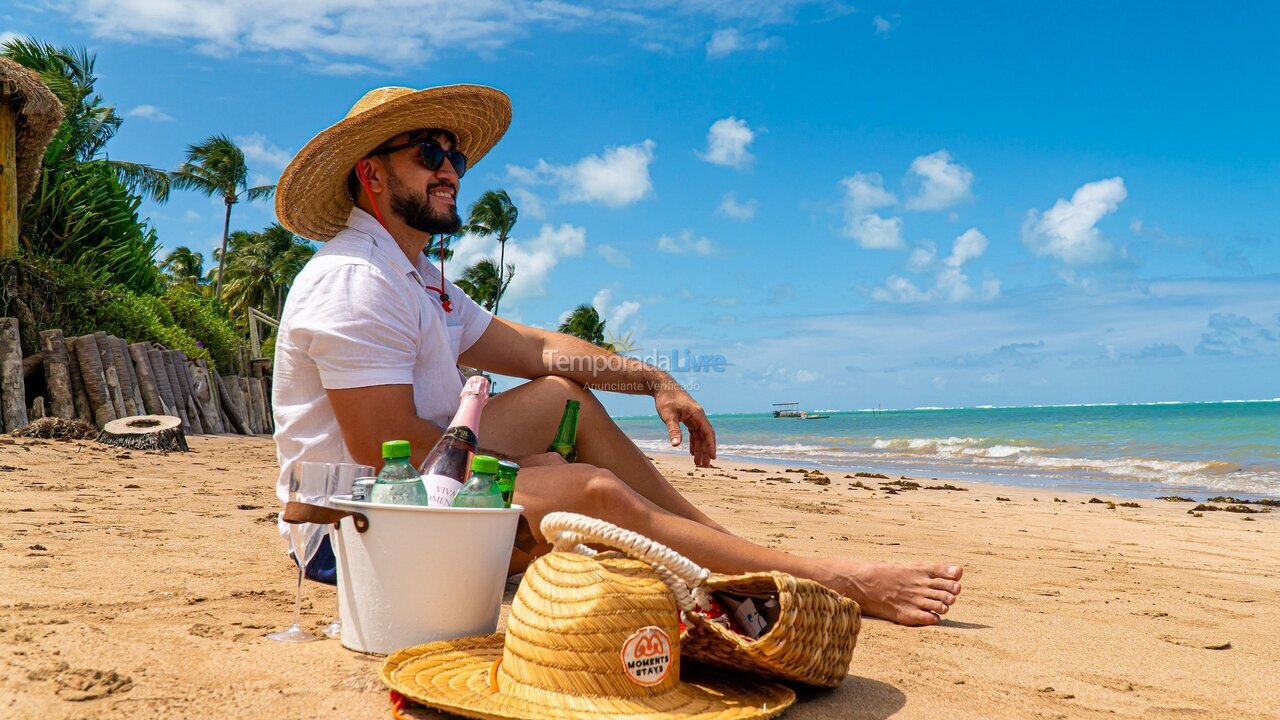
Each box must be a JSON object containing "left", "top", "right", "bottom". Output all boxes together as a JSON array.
[{"left": 386, "top": 166, "right": 461, "bottom": 235}]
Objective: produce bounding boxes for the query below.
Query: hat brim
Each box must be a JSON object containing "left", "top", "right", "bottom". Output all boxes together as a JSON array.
[
  {"left": 275, "top": 84, "right": 511, "bottom": 242},
  {"left": 382, "top": 634, "right": 796, "bottom": 720}
]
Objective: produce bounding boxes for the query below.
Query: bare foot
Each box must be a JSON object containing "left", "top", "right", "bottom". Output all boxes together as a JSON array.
[{"left": 820, "top": 560, "right": 963, "bottom": 626}]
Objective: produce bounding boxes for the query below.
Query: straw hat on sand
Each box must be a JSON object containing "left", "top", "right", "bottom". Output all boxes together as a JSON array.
[
  {"left": 381, "top": 550, "right": 796, "bottom": 720},
  {"left": 275, "top": 84, "right": 511, "bottom": 242}
]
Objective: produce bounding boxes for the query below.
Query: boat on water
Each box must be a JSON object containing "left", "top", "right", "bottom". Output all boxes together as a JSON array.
[{"left": 771, "top": 402, "right": 829, "bottom": 420}]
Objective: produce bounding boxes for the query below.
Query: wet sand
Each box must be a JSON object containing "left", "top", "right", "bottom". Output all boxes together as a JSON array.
[{"left": 2, "top": 435, "right": 1277, "bottom": 719}]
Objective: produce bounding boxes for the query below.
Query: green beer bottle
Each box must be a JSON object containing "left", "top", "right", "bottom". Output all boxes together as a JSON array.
[
  {"left": 496, "top": 460, "right": 519, "bottom": 508},
  {"left": 547, "top": 399, "right": 580, "bottom": 462}
]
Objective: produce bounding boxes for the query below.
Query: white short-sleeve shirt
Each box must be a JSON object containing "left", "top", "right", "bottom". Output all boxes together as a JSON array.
[{"left": 272, "top": 207, "right": 492, "bottom": 519}]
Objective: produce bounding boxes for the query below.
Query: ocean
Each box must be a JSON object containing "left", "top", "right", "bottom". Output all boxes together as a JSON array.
[{"left": 615, "top": 400, "right": 1280, "bottom": 500}]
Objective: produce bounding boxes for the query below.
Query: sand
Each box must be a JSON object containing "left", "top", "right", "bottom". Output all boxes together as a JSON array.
[{"left": 2, "top": 435, "right": 1277, "bottom": 719}]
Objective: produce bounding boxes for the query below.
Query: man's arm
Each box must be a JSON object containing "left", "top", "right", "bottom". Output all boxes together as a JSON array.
[
  {"left": 460, "top": 317, "right": 718, "bottom": 465},
  {"left": 326, "top": 385, "right": 444, "bottom": 470}
]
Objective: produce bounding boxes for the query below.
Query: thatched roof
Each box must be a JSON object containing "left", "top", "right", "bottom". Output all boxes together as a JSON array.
[{"left": 0, "top": 56, "right": 64, "bottom": 208}]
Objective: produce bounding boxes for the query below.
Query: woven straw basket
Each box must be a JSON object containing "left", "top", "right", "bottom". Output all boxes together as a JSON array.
[{"left": 542, "top": 514, "right": 861, "bottom": 689}]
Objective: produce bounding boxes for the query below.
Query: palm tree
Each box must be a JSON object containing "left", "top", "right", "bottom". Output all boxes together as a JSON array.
[
  {"left": 558, "top": 304, "right": 609, "bottom": 348},
  {"left": 2, "top": 39, "right": 170, "bottom": 201},
  {"left": 220, "top": 224, "right": 315, "bottom": 318},
  {"left": 161, "top": 246, "right": 205, "bottom": 285},
  {"left": 466, "top": 190, "right": 518, "bottom": 316},
  {"left": 457, "top": 258, "right": 514, "bottom": 312},
  {"left": 170, "top": 134, "right": 275, "bottom": 296}
]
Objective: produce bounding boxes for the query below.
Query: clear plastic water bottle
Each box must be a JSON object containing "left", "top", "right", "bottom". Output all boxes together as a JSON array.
[
  {"left": 451, "top": 455, "right": 504, "bottom": 508},
  {"left": 369, "top": 440, "right": 427, "bottom": 506}
]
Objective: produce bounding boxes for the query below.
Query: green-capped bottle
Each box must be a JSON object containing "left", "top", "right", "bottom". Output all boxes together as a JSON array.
[
  {"left": 496, "top": 460, "right": 519, "bottom": 508},
  {"left": 547, "top": 399, "right": 580, "bottom": 462},
  {"left": 369, "top": 440, "right": 427, "bottom": 505},
  {"left": 452, "top": 455, "right": 504, "bottom": 508}
]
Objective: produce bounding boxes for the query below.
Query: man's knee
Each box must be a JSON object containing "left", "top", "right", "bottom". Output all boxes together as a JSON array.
[{"left": 575, "top": 466, "right": 641, "bottom": 516}]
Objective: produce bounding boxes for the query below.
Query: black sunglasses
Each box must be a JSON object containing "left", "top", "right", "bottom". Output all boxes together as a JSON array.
[{"left": 374, "top": 138, "right": 468, "bottom": 178}]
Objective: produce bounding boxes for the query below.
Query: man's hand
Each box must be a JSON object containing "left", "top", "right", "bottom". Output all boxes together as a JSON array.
[{"left": 655, "top": 386, "right": 717, "bottom": 467}]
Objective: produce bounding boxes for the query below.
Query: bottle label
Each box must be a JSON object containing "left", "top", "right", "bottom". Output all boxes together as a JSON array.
[{"left": 424, "top": 473, "right": 463, "bottom": 508}]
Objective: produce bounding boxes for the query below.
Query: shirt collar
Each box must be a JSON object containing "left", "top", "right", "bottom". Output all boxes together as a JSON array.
[{"left": 344, "top": 206, "right": 419, "bottom": 280}]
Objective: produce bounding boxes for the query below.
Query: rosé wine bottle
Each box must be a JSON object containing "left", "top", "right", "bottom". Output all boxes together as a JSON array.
[{"left": 418, "top": 375, "right": 489, "bottom": 507}]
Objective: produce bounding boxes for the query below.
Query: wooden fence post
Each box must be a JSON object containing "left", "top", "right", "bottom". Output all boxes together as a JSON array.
[
  {"left": 0, "top": 318, "right": 27, "bottom": 431},
  {"left": 72, "top": 335, "right": 115, "bottom": 428},
  {"left": 64, "top": 340, "right": 93, "bottom": 422},
  {"left": 127, "top": 342, "right": 164, "bottom": 415},
  {"left": 0, "top": 81, "right": 18, "bottom": 258},
  {"left": 38, "top": 330, "right": 75, "bottom": 419},
  {"left": 94, "top": 332, "right": 129, "bottom": 418}
]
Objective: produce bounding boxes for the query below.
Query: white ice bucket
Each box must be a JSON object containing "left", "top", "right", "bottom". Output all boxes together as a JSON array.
[{"left": 328, "top": 496, "right": 522, "bottom": 655}]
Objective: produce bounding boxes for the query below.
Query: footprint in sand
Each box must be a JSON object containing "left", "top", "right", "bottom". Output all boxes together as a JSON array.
[{"left": 53, "top": 667, "right": 133, "bottom": 701}]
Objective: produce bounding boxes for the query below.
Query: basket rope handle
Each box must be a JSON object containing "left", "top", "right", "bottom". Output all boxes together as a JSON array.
[{"left": 540, "top": 512, "right": 711, "bottom": 613}]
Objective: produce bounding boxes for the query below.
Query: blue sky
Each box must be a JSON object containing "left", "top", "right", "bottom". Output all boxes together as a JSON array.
[{"left": 5, "top": 1, "right": 1278, "bottom": 415}]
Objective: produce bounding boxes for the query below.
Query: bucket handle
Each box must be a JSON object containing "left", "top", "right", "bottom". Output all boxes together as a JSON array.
[
  {"left": 540, "top": 512, "right": 709, "bottom": 613},
  {"left": 282, "top": 501, "right": 369, "bottom": 533}
]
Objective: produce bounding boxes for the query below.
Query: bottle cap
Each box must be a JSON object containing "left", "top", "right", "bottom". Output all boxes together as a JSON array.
[
  {"left": 497, "top": 460, "right": 520, "bottom": 478},
  {"left": 382, "top": 440, "right": 411, "bottom": 459},
  {"left": 471, "top": 454, "right": 500, "bottom": 474}
]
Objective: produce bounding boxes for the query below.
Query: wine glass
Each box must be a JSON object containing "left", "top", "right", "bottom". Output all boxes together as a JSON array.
[
  {"left": 320, "top": 462, "right": 374, "bottom": 638},
  {"left": 267, "top": 461, "right": 333, "bottom": 643}
]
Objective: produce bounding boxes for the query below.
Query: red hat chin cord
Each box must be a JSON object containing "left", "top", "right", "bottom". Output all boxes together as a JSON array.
[{"left": 355, "top": 161, "right": 453, "bottom": 313}]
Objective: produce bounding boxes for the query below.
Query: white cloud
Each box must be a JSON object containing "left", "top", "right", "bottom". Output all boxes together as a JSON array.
[
  {"left": 597, "top": 244, "right": 632, "bottom": 268},
  {"left": 449, "top": 223, "right": 586, "bottom": 302},
  {"left": 845, "top": 213, "right": 905, "bottom": 250},
  {"left": 507, "top": 140, "right": 656, "bottom": 208},
  {"left": 698, "top": 117, "right": 755, "bottom": 169},
  {"left": 182, "top": 209, "right": 201, "bottom": 222},
  {"left": 794, "top": 369, "right": 822, "bottom": 383},
  {"left": 904, "top": 150, "right": 973, "bottom": 211},
  {"left": 234, "top": 133, "right": 293, "bottom": 172},
  {"left": 874, "top": 228, "right": 995, "bottom": 302},
  {"left": 906, "top": 243, "right": 936, "bottom": 271},
  {"left": 717, "top": 193, "right": 756, "bottom": 221},
  {"left": 1022, "top": 177, "right": 1127, "bottom": 265},
  {"left": 840, "top": 172, "right": 896, "bottom": 212},
  {"left": 838, "top": 172, "right": 904, "bottom": 250},
  {"left": 657, "top": 229, "right": 713, "bottom": 256},
  {"left": 509, "top": 187, "right": 547, "bottom": 220},
  {"left": 873, "top": 275, "right": 930, "bottom": 303},
  {"left": 125, "top": 104, "right": 174, "bottom": 122},
  {"left": 706, "top": 28, "right": 780, "bottom": 58},
  {"left": 944, "top": 228, "right": 987, "bottom": 268},
  {"left": 592, "top": 288, "right": 641, "bottom": 330},
  {"left": 872, "top": 16, "right": 896, "bottom": 36}
]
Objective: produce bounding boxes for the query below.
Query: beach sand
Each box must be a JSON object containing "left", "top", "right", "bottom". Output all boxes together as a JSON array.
[{"left": 2, "top": 435, "right": 1277, "bottom": 719}]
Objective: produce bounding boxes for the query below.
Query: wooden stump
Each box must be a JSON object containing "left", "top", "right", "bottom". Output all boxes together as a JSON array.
[
  {"left": 127, "top": 343, "right": 164, "bottom": 415},
  {"left": 0, "top": 318, "right": 28, "bottom": 432},
  {"left": 64, "top": 339, "right": 94, "bottom": 422},
  {"left": 212, "top": 369, "right": 249, "bottom": 435},
  {"left": 94, "top": 332, "right": 130, "bottom": 418},
  {"left": 39, "top": 330, "right": 75, "bottom": 419},
  {"left": 72, "top": 335, "right": 115, "bottom": 428},
  {"left": 97, "top": 415, "right": 188, "bottom": 452}
]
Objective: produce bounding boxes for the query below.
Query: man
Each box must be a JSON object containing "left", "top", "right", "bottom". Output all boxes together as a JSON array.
[{"left": 273, "top": 84, "right": 962, "bottom": 626}]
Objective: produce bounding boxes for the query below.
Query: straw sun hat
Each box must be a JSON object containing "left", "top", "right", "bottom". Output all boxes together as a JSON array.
[
  {"left": 275, "top": 84, "right": 511, "bottom": 242},
  {"left": 380, "top": 550, "right": 796, "bottom": 720}
]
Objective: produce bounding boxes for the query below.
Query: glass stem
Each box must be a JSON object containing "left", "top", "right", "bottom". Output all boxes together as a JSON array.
[{"left": 290, "top": 565, "right": 304, "bottom": 628}]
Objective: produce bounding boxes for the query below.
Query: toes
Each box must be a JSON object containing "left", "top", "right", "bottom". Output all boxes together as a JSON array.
[
  {"left": 927, "top": 589, "right": 956, "bottom": 606},
  {"left": 933, "top": 563, "right": 963, "bottom": 580},
  {"left": 923, "top": 599, "right": 949, "bottom": 615},
  {"left": 929, "top": 578, "right": 962, "bottom": 595},
  {"left": 902, "top": 608, "right": 942, "bottom": 626}
]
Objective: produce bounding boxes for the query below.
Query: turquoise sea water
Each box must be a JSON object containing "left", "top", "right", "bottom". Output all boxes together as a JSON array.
[{"left": 615, "top": 401, "right": 1280, "bottom": 499}]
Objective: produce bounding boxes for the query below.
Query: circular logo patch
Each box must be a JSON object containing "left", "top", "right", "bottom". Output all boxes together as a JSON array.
[{"left": 620, "top": 626, "right": 672, "bottom": 687}]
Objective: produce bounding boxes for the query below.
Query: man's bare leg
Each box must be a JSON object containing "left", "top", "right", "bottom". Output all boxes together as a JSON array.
[
  {"left": 485, "top": 376, "right": 733, "bottom": 534},
  {"left": 510, "top": 463, "right": 964, "bottom": 626}
]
